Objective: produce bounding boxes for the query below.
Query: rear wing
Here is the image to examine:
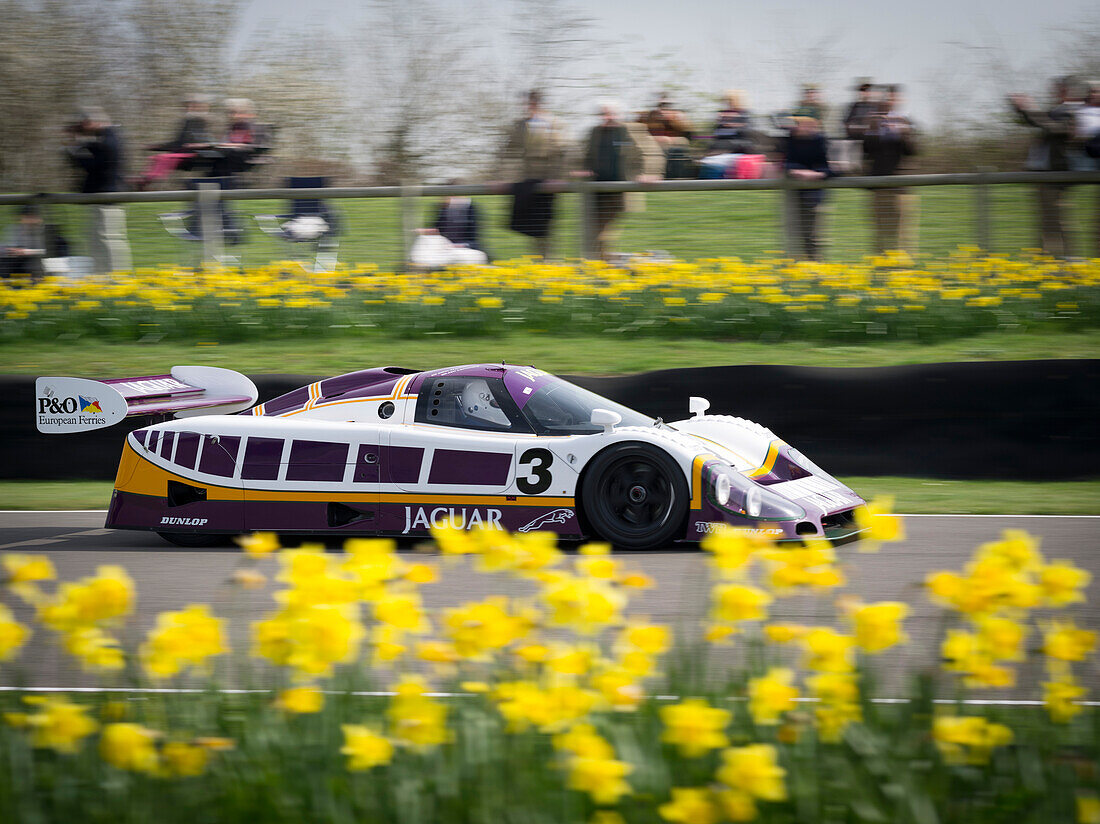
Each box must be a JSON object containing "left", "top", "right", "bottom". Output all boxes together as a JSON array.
[{"left": 35, "top": 366, "right": 258, "bottom": 433}]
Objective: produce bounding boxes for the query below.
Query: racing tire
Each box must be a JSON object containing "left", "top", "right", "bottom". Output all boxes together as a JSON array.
[
  {"left": 157, "top": 531, "right": 227, "bottom": 548},
  {"left": 580, "top": 443, "right": 688, "bottom": 550}
]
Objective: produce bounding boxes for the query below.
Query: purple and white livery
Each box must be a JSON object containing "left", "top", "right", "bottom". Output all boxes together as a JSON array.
[{"left": 37, "top": 364, "right": 866, "bottom": 548}]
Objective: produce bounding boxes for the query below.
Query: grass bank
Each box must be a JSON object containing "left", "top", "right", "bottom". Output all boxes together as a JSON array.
[{"left": 2, "top": 330, "right": 1097, "bottom": 378}]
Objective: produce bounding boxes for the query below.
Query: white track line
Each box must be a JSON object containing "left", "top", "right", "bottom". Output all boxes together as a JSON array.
[{"left": 0, "top": 686, "right": 1094, "bottom": 706}]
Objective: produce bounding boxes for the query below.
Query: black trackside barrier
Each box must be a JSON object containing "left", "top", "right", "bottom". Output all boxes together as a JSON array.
[{"left": 2, "top": 360, "right": 1096, "bottom": 483}]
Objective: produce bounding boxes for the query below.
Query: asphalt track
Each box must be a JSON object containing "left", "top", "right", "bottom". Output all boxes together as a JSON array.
[{"left": 1, "top": 512, "right": 1097, "bottom": 692}]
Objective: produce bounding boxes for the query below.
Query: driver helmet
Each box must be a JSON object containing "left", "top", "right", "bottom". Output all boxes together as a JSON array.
[{"left": 461, "top": 379, "right": 510, "bottom": 426}]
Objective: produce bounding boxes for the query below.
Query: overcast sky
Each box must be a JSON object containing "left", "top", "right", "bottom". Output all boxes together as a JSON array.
[{"left": 237, "top": 0, "right": 1091, "bottom": 129}]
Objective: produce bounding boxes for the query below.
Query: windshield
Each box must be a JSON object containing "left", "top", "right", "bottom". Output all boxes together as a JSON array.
[{"left": 519, "top": 378, "right": 653, "bottom": 435}]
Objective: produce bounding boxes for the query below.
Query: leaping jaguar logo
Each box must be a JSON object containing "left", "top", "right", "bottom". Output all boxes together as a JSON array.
[{"left": 518, "top": 508, "right": 575, "bottom": 533}]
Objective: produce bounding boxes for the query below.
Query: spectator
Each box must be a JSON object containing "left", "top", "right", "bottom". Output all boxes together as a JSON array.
[
  {"left": 132, "top": 94, "right": 214, "bottom": 190},
  {"left": 643, "top": 94, "right": 694, "bottom": 178},
  {"left": 843, "top": 79, "right": 879, "bottom": 171},
  {"left": 210, "top": 98, "right": 265, "bottom": 179},
  {"left": 863, "top": 85, "right": 919, "bottom": 254},
  {"left": 1077, "top": 81, "right": 1100, "bottom": 255},
  {"left": 1009, "top": 76, "right": 1082, "bottom": 258},
  {"left": 1, "top": 205, "right": 47, "bottom": 282},
  {"left": 412, "top": 178, "right": 489, "bottom": 267},
  {"left": 792, "top": 84, "right": 830, "bottom": 134},
  {"left": 575, "top": 101, "right": 663, "bottom": 261},
  {"left": 711, "top": 90, "right": 756, "bottom": 154},
  {"left": 782, "top": 117, "right": 832, "bottom": 260},
  {"left": 500, "top": 90, "right": 566, "bottom": 259},
  {"left": 64, "top": 106, "right": 131, "bottom": 274}
]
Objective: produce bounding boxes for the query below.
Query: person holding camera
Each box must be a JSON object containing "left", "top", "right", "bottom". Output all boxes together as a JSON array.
[
  {"left": 64, "top": 106, "right": 131, "bottom": 274},
  {"left": 863, "top": 85, "right": 919, "bottom": 254},
  {"left": 1009, "top": 77, "right": 1083, "bottom": 258}
]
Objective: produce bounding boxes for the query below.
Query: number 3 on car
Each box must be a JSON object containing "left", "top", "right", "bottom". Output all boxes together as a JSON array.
[{"left": 36, "top": 363, "right": 867, "bottom": 549}]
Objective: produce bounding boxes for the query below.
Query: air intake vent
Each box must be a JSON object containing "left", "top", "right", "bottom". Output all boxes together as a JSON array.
[
  {"left": 327, "top": 503, "right": 375, "bottom": 528},
  {"left": 167, "top": 481, "right": 207, "bottom": 507}
]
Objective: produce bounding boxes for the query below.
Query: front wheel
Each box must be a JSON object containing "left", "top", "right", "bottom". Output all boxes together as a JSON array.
[
  {"left": 157, "top": 531, "right": 227, "bottom": 548},
  {"left": 580, "top": 443, "right": 688, "bottom": 550}
]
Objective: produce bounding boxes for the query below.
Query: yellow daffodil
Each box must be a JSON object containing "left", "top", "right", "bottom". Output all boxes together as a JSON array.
[
  {"left": 850, "top": 601, "right": 909, "bottom": 653},
  {"left": 235, "top": 532, "right": 281, "bottom": 558},
  {"left": 0, "top": 604, "right": 29, "bottom": 662},
  {"left": 933, "top": 715, "right": 1013, "bottom": 765},
  {"left": 748, "top": 668, "right": 799, "bottom": 725},
  {"left": 659, "top": 788, "right": 721, "bottom": 824},
  {"left": 659, "top": 698, "right": 731, "bottom": 758},
  {"left": 10, "top": 696, "right": 98, "bottom": 754},
  {"left": 100, "top": 722, "right": 160, "bottom": 773},
  {"left": 341, "top": 724, "right": 394, "bottom": 770},
  {"left": 276, "top": 685, "right": 324, "bottom": 714}
]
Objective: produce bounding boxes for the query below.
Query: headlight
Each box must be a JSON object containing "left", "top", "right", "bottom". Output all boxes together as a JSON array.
[
  {"left": 714, "top": 473, "right": 731, "bottom": 506},
  {"left": 706, "top": 462, "right": 806, "bottom": 521},
  {"left": 745, "top": 487, "right": 761, "bottom": 517}
]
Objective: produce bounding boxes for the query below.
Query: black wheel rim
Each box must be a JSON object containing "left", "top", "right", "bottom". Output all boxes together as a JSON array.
[{"left": 599, "top": 456, "right": 674, "bottom": 535}]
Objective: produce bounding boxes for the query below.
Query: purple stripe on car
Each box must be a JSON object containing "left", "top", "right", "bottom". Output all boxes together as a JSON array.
[
  {"left": 174, "top": 432, "right": 200, "bottom": 470},
  {"left": 286, "top": 440, "right": 348, "bottom": 482},
  {"left": 241, "top": 437, "right": 284, "bottom": 481},
  {"left": 383, "top": 445, "right": 424, "bottom": 484},
  {"left": 199, "top": 435, "right": 240, "bottom": 477},
  {"left": 159, "top": 431, "right": 176, "bottom": 459},
  {"left": 427, "top": 449, "right": 511, "bottom": 485},
  {"left": 263, "top": 388, "right": 311, "bottom": 416}
]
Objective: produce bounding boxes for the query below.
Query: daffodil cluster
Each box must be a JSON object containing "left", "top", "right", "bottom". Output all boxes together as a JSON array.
[
  {"left": 3, "top": 250, "right": 1096, "bottom": 344},
  {"left": 698, "top": 499, "right": 906, "bottom": 743},
  {"left": 926, "top": 529, "right": 1093, "bottom": 716},
  {"left": 25, "top": 564, "right": 134, "bottom": 673}
]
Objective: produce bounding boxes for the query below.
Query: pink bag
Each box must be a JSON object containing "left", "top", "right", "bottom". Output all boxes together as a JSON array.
[{"left": 726, "top": 154, "right": 766, "bottom": 179}]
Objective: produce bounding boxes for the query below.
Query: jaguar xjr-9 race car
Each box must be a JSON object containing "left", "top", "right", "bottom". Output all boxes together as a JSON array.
[{"left": 36, "top": 364, "right": 866, "bottom": 548}]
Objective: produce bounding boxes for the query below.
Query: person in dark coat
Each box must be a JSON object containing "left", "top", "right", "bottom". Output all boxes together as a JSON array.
[
  {"left": 782, "top": 116, "right": 833, "bottom": 260},
  {"left": 132, "top": 94, "right": 214, "bottom": 189},
  {"left": 65, "top": 107, "right": 131, "bottom": 274}
]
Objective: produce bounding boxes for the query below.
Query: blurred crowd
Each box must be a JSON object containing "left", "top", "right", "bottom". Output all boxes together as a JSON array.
[{"left": 4, "top": 76, "right": 1100, "bottom": 278}]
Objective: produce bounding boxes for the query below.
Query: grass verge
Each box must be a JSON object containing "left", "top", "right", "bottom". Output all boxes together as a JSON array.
[
  {"left": 1, "top": 478, "right": 1096, "bottom": 515},
  {"left": 2, "top": 330, "right": 1097, "bottom": 377}
]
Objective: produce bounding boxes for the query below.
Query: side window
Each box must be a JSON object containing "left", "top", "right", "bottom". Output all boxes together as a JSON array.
[{"left": 415, "top": 377, "right": 530, "bottom": 433}]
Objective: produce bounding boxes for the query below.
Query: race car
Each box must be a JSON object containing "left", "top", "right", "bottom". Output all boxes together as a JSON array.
[{"left": 36, "top": 363, "right": 866, "bottom": 549}]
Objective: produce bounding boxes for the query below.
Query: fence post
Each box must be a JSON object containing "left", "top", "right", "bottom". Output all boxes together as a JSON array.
[
  {"left": 780, "top": 177, "right": 797, "bottom": 257},
  {"left": 975, "top": 167, "right": 992, "bottom": 252},
  {"left": 399, "top": 182, "right": 419, "bottom": 272},
  {"left": 579, "top": 182, "right": 598, "bottom": 260},
  {"left": 197, "top": 182, "right": 223, "bottom": 267}
]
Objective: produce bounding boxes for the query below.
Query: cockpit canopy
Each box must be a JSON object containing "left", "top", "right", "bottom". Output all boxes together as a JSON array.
[{"left": 413, "top": 367, "right": 651, "bottom": 435}]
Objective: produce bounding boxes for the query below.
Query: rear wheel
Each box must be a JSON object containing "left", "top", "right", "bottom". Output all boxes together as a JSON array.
[
  {"left": 581, "top": 443, "right": 688, "bottom": 550},
  {"left": 157, "top": 532, "right": 227, "bottom": 548}
]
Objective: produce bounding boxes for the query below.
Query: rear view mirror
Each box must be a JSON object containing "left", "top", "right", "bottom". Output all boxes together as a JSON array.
[
  {"left": 590, "top": 408, "right": 622, "bottom": 433},
  {"left": 690, "top": 396, "right": 710, "bottom": 418}
]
